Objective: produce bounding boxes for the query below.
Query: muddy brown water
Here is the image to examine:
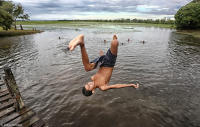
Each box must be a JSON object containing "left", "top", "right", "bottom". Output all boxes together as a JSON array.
[{"left": 0, "top": 24, "right": 200, "bottom": 127}]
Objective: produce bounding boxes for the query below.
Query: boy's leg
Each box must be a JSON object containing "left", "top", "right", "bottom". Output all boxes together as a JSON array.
[
  {"left": 110, "top": 35, "right": 119, "bottom": 56},
  {"left": 68, "top": 34, "right": 95, "bottom": 71}
]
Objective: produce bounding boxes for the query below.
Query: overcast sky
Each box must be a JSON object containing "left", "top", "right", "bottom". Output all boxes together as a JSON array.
[{"left": 12, "top": 0, "right": 192, "bottom": 20}]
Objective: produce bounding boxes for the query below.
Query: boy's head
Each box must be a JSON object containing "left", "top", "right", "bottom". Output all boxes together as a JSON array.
[
  {"left": 82, "top": 82, "right": 94, "bottom": 96},
  {"left": 82, "top": 87, "right": 93, "bottom": 96}
]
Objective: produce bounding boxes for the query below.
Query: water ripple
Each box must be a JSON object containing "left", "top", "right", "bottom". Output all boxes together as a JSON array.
[{"left": 0, "top": 26, "right": 200, "bottom": 127}]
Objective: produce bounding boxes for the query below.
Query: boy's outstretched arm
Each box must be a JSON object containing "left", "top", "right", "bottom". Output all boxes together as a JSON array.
[{"left": 100, "top": 83, "right": 139, "bottom": 91}]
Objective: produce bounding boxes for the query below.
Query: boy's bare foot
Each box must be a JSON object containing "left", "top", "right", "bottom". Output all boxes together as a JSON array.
[
  {"left": 113, "top": 35, "right": 117, "bottom": 40},
  {"left": 68, "top": 34, "right": 84, "bottom": 51},
  {"left": 131, "top": 83, "right": 139, "bottom": 88}
]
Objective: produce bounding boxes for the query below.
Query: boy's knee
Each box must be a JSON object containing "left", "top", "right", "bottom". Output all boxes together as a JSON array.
[
  {"left": 84, "top": 66, "right": 91, "bottom": 72},
  {"left": 84, "top": 64, "right": 94, "bottom": 72}
]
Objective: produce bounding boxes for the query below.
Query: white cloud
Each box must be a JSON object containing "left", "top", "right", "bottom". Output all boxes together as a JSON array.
[{"left": 136, "top": 5, "right": 160, "bottom": 12}]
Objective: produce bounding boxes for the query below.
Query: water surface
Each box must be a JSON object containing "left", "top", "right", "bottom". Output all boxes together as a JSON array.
[{"left": 0, "top": 24, "right": 200, "bottom": 127}]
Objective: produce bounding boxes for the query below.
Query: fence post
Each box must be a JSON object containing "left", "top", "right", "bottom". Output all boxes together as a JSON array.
[{"left": 3, "top": 66, "right": 25, "bottom": 111}]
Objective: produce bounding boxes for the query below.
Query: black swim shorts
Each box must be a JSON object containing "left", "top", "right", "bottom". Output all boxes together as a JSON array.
[{"left": 90, "top": 49, "right": 117, "bottom": 68}]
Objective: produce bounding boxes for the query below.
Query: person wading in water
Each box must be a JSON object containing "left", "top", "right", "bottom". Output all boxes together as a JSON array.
[{"left": 68, "top": 34, "right": 139, "bottom": 96}]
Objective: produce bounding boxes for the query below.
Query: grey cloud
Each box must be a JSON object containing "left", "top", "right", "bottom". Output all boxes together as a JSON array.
[{"left": 14, "top": 0, "right": 192, "bottom": 19}]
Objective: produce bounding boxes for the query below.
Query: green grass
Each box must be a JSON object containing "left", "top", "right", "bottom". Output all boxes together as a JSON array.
[
  {"left": 17, "top": 20, "right": 175, "bottom": 28},
  {"left": 0, "top": 29, "right": 42, "bottom": 37}
]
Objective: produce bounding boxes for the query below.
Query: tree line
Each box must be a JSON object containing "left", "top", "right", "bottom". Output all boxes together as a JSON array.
[
  {"left": 59, "top": 18, "right": 175, "bottom": 25},
  {"left": 0, "top": 0, "right": 29, "bottom": 30}
]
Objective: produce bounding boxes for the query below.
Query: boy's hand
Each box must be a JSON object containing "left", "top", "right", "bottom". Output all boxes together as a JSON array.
[{"left": 131, "top": 83, "right": 139, "bottom": 88}]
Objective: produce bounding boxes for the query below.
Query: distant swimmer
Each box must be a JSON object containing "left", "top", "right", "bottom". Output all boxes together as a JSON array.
[
  {"left": 128, "top": 38, "right": 130, "bottom": 42},
  {"left": 68, "top": 34, "right": 139, "bottom": 96}
]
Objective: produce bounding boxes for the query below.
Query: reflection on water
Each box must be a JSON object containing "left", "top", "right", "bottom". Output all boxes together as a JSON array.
[{"left": 0, "top": 25, "right": 200, "bottom": 127}]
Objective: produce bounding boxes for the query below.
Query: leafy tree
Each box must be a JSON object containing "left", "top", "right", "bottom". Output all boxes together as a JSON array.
[
  {"left": 175, "top": 0, "right": 200, "bottom": 29},
  {"left": 0, "top": 1, "right": 29, "bottom": 30},
  {"left": 0, "top": 9, "right": 13, "bottom": 30},
  {"left": 0, "top": 1, "right": 3, "bottom": 6},
  {"left": 1, "top": 0, "right": 14, "bottom": 14},
  {"left": 192, "top": 0, "right": 200, "bottom": 3},
  {"left": 13, "top": 3, "right": 29, "bottom": 29}
]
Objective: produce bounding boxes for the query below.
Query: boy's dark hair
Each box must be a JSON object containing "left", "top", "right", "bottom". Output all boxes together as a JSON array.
[{"left": 82, "top": 87, "right": 93, "bottom": 96}]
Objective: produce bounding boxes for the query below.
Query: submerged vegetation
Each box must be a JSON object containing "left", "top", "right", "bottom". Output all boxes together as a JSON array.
[
  {"left": 17, "top": 18, "right": 175, "bottom": 25},
  {"left": 176, "top": 30, "right": 200, "bottom": 38},
  {"left": 17, "top": 20, "right": 175, "bottom": 28}
]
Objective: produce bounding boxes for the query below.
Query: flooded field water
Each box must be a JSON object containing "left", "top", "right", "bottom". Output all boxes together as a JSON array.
[{"left": 0, "top": 23, "right": 200, "bottom": 127}]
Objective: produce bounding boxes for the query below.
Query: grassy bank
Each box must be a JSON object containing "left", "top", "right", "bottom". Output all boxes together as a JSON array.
[
  {"left": 0, "top": 29, "right": 42, "bottom": 37},
  {"left": 17, "top": 20, "right": 175, "bottom": 28},
  {"left": 176, "top": 30, "right": 200, "bottom": 38}
]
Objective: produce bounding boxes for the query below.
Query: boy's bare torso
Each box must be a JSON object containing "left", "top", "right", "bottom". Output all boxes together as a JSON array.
[{"left": 91, "top": 67, "right": 113, "bottom": 88}]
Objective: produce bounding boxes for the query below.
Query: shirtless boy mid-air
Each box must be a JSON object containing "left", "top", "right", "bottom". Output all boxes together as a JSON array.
[{"left": 68, "top": 34, "right": 139, "bottom": 96}]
